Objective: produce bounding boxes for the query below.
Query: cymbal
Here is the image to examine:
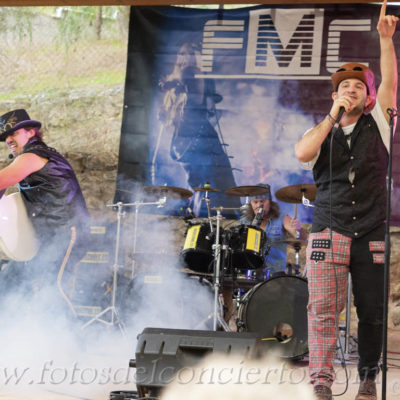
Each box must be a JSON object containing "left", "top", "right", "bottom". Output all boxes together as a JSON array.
[
  {"left": 275, "top": 184, "right": 317, "bottom": 204},
  {"left": 225, "top": 185, "right": 269, "bottom": 197},
  {"left": 143, "top": 185, "right": 193, "bottom": 199},
  {"left": 193, "top": 186, "right": 220, "bottom": 193}
]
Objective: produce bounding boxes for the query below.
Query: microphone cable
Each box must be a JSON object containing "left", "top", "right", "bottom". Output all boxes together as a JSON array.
[{"left": 328, "top": 109, "right": 350, "bottom": 397}]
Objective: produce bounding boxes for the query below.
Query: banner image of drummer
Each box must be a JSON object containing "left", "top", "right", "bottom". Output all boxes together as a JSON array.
[{"left": 115, "top": 4, "right": 400, "bottom": 223}]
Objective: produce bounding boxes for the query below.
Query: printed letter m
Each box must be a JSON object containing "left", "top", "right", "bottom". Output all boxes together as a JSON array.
[{"left": 246, "top": 8, "right": 324, "bottom": 76}]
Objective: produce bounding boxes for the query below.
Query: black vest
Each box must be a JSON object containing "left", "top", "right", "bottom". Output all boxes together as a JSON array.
[
  {"left": 18, "top": 139, "right": 89, "bottom": 238},
  {"left": 312, "top": 113, "right": 388, "bottom": 238}
]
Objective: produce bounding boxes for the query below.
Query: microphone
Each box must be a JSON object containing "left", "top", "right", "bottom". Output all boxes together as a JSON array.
[
  {"left": 252, "top": 207, "right": 264, "bottom": 226},
  {"left": 333, "top": 106, "right": 345, "bottom": 130},
  {"left": 8, "top": 154, "right": 14, "bottom": 159}
]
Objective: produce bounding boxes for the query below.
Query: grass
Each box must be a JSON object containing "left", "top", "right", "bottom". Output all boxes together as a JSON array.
[
  {"left": 0, "top": 68, "right": 125, "bottom": 100},
  {"left": 0, "top": 37, "right": 127, "bottom": 101}
]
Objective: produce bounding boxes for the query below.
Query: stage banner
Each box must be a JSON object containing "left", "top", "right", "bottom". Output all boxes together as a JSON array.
[{"left": 116, "top": 4, "right": 400, "bottom": 224}]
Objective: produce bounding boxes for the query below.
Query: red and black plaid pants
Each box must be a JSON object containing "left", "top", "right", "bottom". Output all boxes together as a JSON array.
[{"left": 306, "top": 225, "right": 385, "bottom": 387}]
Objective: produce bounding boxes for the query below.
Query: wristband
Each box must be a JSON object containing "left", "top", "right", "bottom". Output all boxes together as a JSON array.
[{"left": 325, "top": 114, "right": 335, "bottom": 125}]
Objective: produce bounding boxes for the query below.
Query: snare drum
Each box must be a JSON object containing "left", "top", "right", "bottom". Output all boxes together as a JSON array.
[
  {"left": 180, "top": 222, "right": 218, "bottom": 273},
  {"left": 237, "top": 275, "right": 308, "bottom": 360},
  {"left": 228, "top": 224, "right": 266, "bottom": 270}
]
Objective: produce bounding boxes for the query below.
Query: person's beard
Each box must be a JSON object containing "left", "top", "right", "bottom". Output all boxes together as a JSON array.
[{"left": 346, "top": 101, "right": 365, "bottom": 117}]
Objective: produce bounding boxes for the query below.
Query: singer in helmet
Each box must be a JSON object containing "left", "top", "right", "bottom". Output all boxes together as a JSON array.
[
  {"left": 0, "top": 109, "right": 89, "bottom": 314},
  {"left": 239, "top": 183, "right": 305, "bottom": 278},
  {"left": 294, "top": 2, "right": 398, "bottom": 400}
]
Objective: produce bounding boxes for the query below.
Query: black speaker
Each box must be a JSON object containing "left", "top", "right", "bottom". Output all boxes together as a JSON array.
[
  {"left": 109, "top": 391, "right": 138, "bottom": 400},
  {"left": 130, "top": 327, "right": 262, "bottom": 398}
]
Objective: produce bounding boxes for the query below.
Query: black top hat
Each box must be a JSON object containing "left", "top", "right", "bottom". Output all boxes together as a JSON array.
[{"left": 0, "top": 109, "right": 41, "bottom": 141}]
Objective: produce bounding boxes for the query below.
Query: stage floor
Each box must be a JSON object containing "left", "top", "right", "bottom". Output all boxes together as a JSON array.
[{"left": 1, "top": 329, "right": 399, "bottom": 400}]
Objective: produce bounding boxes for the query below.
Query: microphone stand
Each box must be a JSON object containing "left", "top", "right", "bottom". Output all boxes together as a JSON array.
[{"left": 382, "top": 107, "right": 397, "bottom": 400}]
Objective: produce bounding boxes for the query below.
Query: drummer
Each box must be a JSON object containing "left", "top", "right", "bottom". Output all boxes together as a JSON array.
[{"left": 240, "top": 183, "right": 306, "bottom": 278}]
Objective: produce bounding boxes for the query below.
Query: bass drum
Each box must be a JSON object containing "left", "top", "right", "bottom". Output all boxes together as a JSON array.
[{"left": 237, "top": 275, "right": 308, "bottom": 360}]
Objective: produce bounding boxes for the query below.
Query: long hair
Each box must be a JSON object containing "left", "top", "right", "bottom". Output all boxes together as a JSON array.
[
  {"left": 241, "top": 200, "right": 280, "bottom": 222},
  {"left": 159, "top": 42, "right": 202, "bottom": 127},
  {"left": 24, "top": 126, "right": 43, "bottom": 141}
]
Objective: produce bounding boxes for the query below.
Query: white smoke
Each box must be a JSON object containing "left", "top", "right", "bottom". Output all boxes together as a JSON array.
[{"left": 0, "top": 183, "right": 216, "bottom": 398}]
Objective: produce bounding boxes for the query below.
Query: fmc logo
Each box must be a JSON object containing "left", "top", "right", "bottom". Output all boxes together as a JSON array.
[{"left": 200, "top": 8, "right": 372, "bottom": 79}]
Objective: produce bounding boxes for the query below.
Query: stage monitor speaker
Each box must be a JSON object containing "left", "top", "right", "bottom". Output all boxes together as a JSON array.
[{"left": 131, "top": 327, "right": 262, "bottom": 398}]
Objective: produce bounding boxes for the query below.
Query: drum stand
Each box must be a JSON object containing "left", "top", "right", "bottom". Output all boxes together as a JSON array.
[
  {"left": 130, "top": 197, "right": 167, "bottom": 279},
  {"left": 208, "top": 206, "right": 238, "bottom": 331},
  {"left": 337, "top": 273, "right": 358, "bottom": 360},
  {"left": 81, "top": 202, "right": 127, "bottom": 334},
  {"left": 192, "top": 207, "right": 230, "bottom": 331},
  {"left": 203, "top": 189, "right": 214, "bottom": 234},
  {"left": 81, "top": 198, "right": 166, "bottom": 333},
  {"left": 287, "top": 242, "right": 301, "bottom": 276}
]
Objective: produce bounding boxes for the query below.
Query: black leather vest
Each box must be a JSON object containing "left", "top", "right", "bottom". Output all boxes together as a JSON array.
[
  {"left": 18, "top": 139, "right": 89, "bottom": 238},
  {"left": 312, "top": 113, "right": 388, "bottom": 238}
]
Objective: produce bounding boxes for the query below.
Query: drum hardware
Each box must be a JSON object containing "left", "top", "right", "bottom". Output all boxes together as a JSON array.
[
  {"left": 81, "top": 196, "right": 165, "bottom": 333},
  {"left": 225, "top": 185, "right": 270, "bottom": 197},
  {"left": 274, "top": 238, "right": 307, "bottom": 276},
  {"left": 225, "top": 185, "right": 270, "bottom": 207},
  {"left": 337, "top": 273, "right": 358, "bottom": 360},
  {"left": 182, "top": 209, "right": 230, "bottom": 331},
  {"left": 81, "top": 201, "right": 126, "bottom": 334},
  {"left": 128, "top": 197, "right": 168, "bottom": 279},
  {"left": 179, "top": 198, "right": 235, "bottom": 330},
  {"left": 143, "top": 185, "right": 193, "bottom": 200},
  {"left": 194, "top": 184, "right": 220, "bottom": 232},
  {"left": 210, "top": 208, "right": 230, "bottom": 331},
  {"left": 193, "top": 185, "right": 220, "bottom": 193},
  {"left": 275, "top": 183, "right": 317, "bottom": 208},
  {"left": 275, "top": 183, "right": 314, "bottom": 263}
]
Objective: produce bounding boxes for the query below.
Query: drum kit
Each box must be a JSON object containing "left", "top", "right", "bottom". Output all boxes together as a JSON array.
[{"left": 85, "top": 181, "right": 316, "bottom": 360}]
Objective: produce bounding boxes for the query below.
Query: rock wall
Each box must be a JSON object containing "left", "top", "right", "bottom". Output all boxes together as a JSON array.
[{"left": 0, "top": 86, "right": 123, "bottom": 221}]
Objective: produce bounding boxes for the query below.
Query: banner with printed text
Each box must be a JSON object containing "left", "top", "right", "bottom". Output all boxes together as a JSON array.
[{"left": 116, "top": 4, "right": 400, "bottom": 225}]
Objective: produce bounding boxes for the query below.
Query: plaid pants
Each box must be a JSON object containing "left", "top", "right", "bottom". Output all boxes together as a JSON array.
[{"left": 306, "top": 227, "right": 385, "bottom": 387}]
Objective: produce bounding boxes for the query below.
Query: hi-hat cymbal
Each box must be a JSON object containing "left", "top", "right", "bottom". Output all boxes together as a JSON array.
[
  {"left": 144, "top": 185, "right": 193, "bottom": 199},
  {"left": 275, "top": 184, "right": 317, "bottom": 204},
  {"left": 226, "top": 185, "right": 269, "bottom": 197},
  {"left": 193, "top": 186, "right": 220, "bottom": 193}
]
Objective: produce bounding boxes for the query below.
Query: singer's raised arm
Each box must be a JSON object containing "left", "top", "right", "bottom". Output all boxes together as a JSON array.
[{"left": 376, "top": 0, "right": 398, "bottom": 122}]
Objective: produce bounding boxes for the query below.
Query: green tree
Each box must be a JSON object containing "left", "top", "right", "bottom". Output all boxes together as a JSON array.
[
  {"left": 54, "top": 6, "right": 128, "bottom": 48},
  {"left": 0, "top": 7, "right": 35, "bottom": 41}
]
